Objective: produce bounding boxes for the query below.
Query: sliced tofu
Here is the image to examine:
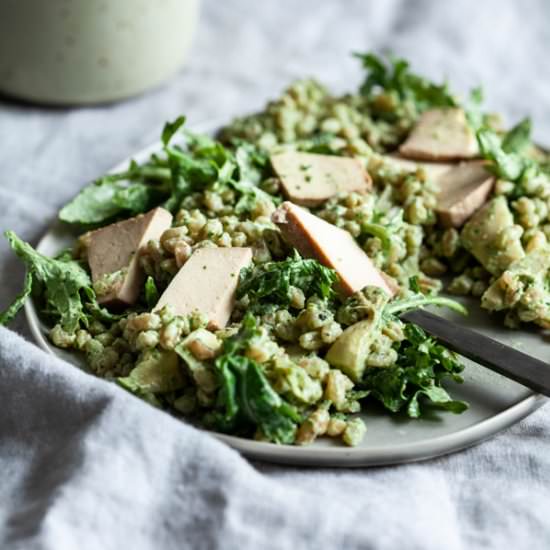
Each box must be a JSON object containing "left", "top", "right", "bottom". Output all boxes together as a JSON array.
[
  {"left": 154, "top": 247, "right": 253, "bottom": 330},
  {"left": 384, "top": 154, "right": 455, "bottom": 182},
  {"left": 272, "top": 201, "right": 395, "bottom": 296},
  {"left": 88, "top": 207, "right": 173, "bottom": 306},
  {"left": 436, "top": 161, "right": 494, "bottom": 228},
  {"left": 399, "top": 108, "right": 478, "bottom": 161},
  {"left": 270, "top": 151, "right": 372, "bottom": 207}
]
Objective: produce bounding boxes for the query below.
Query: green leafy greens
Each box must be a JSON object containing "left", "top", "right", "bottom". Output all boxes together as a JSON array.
[
  {"left": 161, "top": 115, "right": 187, "bottom": 146},
  {"left": 476, "top": 128, "right": 526, "bottom": 182},
  {"left": 162, "top": 126, "right": 225, "bottom": 212},
  {"left": 0, "top": 231, "right": 113, "bottom": 332},
  {"left": 59, "top": 168, "right": 170, "bottom": 225},
  {"left": 363, "top": 323, "right": 468, "bottom": 418},
  {"left": 472, "top": 115, "right": 535, "bottom": 183},
  {"left": 1, "top": 231, "right": 92, "bottom": 332},
  {"left": 58, "top": 117, "right": 275, "bottom": 226},
  {"left": 502, "top": 117, "right": 532, "bottom": 155},
  {"left": 211, "top": 314, "right": 301, "bottom": 443},
  {"left": 334, "top": 286, "right": 468, "bottom": 417},
  {"left": 237, "top": 250, "right": 338, "bottom": 313},
  {"left": 355, "top": 52, "right": 456, "bottom": 112}
]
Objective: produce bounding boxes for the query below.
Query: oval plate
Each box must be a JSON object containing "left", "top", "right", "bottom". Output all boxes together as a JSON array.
[{"left": 24, "top": 121, "right": 548, "bottom": 467}]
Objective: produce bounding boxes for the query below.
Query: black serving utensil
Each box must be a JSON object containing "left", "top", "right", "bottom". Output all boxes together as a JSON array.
[{"left": 400, "top": 309, "right": 550, "bottom": 397}]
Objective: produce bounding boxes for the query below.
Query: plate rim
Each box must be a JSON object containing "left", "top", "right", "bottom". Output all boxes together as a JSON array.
[{"left": 24, "top": 119, "right": 548, "bottom": 467}]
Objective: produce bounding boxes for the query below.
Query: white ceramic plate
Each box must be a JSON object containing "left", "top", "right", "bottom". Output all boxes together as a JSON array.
[{"left": 24, "top": 121, "right": 548, "bottom": 467}]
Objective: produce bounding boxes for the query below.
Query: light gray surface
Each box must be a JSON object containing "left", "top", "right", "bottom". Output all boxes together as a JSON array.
[{"left": 1, "top": 0, "right": 550, "bottom": 548}]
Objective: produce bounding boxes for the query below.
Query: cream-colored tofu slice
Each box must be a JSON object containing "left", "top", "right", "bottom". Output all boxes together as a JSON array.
[
  {"left": 384, "top": 154, "right": 455, "bottom": 182},
  {"left": 399, "top": 108, "right": 478, "bottom": 161},
  {"left": 88, "top": 207, "right": 173, "bottom": 306},
  {"left": 272, "top": 201, "right": 396, "bottom": 296},
  {"left": 436, "top": 161, "right": 495, "bottom": 228},
  {"left": 270, "top": 151, "right": 372, "bottom": 207},
  {"left": 154, "top": 247, "right": 253, "bottom": 330}
]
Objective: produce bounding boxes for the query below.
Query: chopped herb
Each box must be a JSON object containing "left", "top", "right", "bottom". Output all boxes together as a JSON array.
[
  {"left": 409, "top": 275, "right": 421, "bottom": 294},
  {"left": 144, "top": 276, "right": 159, "bottom": 308},
  {"left": 161, "top": 115, "right": 186, "bottom": 146}
]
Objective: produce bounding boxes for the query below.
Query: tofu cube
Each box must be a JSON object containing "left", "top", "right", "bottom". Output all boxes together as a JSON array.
[
  {"left": 154, "top": 247, "right": 253, "bottom": 330},
  {"left": 436, "top": 161, "right": 494, "bottom": 228},
  {"left": 270, "top": 152, "right": 372, "bottom": 207},
  {"left": 399, "top": 108, "right": 478, "bottom": 161},
  {"left": 272, "top": 201, "right": 396, "bottom": 296},
  {"left": 88, "top": 207, "right": 173, "bottom": 306}
]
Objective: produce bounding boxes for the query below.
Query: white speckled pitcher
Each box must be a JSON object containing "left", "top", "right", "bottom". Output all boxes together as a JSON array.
[{"left": 0, "top": 0, "right": 200, "bottom": 104}]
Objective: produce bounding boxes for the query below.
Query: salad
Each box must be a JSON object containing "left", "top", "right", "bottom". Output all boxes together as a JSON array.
[{"left": 2, "top": 53, "right": 549, "bottom": 447}]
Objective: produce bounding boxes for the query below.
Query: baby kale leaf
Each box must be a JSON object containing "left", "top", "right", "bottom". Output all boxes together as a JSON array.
[
  {"left": 59, "top": 167, "right": 170, "bottom": 226},
  {"left": 475, "top": 118, "right": 533, "bottom": 183},
  {"left": 363, "top": 323, "right": 468, "bottom": 418},
  {"left": 355, "top": 52, "right": 456, "bottom": 111},
  {"left": 237, "top": 250, "right": 338, "bottom": 312},
  {"left": 2, "top": 231, "right": 91, "bottom": 332},
  {"left": 212, "top": 314, "right": 300, "bottom": 443},
  {"left": 1, "top": 232, "right": 121, "bottom": 331}
]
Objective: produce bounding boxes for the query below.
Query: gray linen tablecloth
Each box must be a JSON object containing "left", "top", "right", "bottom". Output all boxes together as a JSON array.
[{"left": 1, "top": 1, "right": 549, "bottom": 548}]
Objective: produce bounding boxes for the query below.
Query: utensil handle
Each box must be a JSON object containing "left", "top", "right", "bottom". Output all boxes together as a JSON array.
[{"left": 401, "top": 310, "right": 550, "bottom": 397}]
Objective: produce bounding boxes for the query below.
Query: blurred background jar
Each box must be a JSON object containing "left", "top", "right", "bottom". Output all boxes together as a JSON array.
[{"left": 0, "top": 0, "right": 200, "bottom": 105}]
